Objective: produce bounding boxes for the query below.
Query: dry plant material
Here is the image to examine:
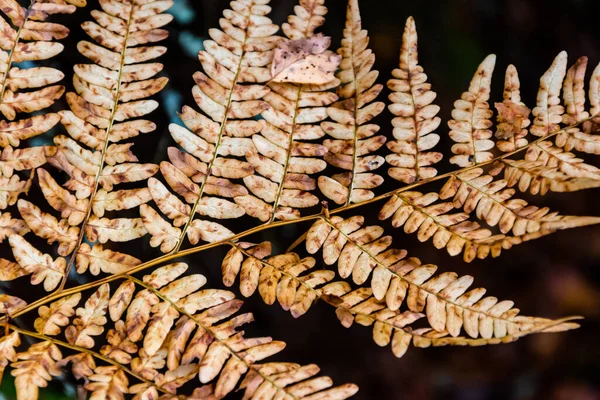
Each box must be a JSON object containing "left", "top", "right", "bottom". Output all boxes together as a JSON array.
[
  {"left": 225, "top": 237, "right": 580, "bottom": 360},
  {"left": 493, "top": 66, "right": 531, "bottom": 148},
  {"left": 143, "top": 0, "right": 280, "bottom": 252},
  {"left": 318, "top": 0, "right": 386, "bottom": 205},
  {"left": 386, "top": 17, "right": 442, "bottom": 183},
  {"left": 8, "top": 265, "right": 357, "bottom": 399},
  {"left": 271, "top": 33, "right": 341, "bottom": 84},
  {"left": 448, "top": 55, "right": 496, "bottom": 167},
  {"left": 1, "top": 0, "right": 600, "bottom": 398},
  {"left": 0, "top": 0, "right": 85, "bottom": 241},
  {"left": 235, "top": 0, "right": 339, "bottom": 222},
  {"left": 8, "top": 0, "right": 174, "bottom": 291}
]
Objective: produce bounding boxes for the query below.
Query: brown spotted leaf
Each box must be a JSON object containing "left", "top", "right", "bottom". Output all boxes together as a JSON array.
[{"left": 271, "top": 34, "right": 341, "bottom": 85}]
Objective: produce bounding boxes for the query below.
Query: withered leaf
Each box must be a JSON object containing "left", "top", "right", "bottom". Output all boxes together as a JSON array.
[
  {"left": 271, "top": 34, "right": 341, "bottom": 85},
  {"left": 76, "top": 243, "right": 141, "bottom": 275},
  {"left": 9, "top": 235, "right": 66, "bottom": 291},
  {"left": 0, "top": 294, "right": 26, "bottom": 314},
  {"left": 34, "top": 294, "right": 81, "bottom": 335},
  {"left": 494, "top": 101, "right": 531, "bottom": 140},
  {"left": 65, "top": 284, "right": 110, "bottom": 348}
]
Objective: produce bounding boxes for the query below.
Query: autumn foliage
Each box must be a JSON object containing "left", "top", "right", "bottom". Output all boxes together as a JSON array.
[{"left": 0, "top": 0, "right": 599, "bottom": 398}]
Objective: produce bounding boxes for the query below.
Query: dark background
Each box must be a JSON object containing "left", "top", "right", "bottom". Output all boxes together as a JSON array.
[{"left": 2, "top": 0, "right": 600, "bottom": 399}]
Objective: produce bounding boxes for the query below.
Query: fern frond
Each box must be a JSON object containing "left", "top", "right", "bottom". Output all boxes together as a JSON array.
[
  {"left": 0, "top": 331, "right": 19, "bottom": 386},
  {"left": 490, "top": 143, "right": 600, "bottom": 195},
  {"left": 385, "top": 16, "right": 442, "bottom": 184},
  {"left": 330, "top": 285, "right": 580, "bottom": 359},
  {"left": 8, "top": 264, "right": 357, "bottom": 399},
  {"left": 235, "top": 0, "right": 339, "bottom": 222},
  {"left": 221, "top": 237, "right": 579, "bottom": 360},
  {"left": 222, "top": 241, "right": 338, "bottom": 317},
  {"left": 448, "top": 55, "right": 496, "bottom": 167},
  {"left": 10, "top": 340, "right": 63, "bottom": 399},
  {"left": 489, "top": 55, "right": 600, "bottom": 194},
  {"left": 0, "top": 0, "right": 85, "bottom": 210},
  {"left": 143, "top": 0, "right": 280, "bottom": 252},
  {"left": 530, "top": 52, "right": 568, "bottom": 138},
  {"left": 317, "top": 0, "right": 386, "bottom": 205},
  {"left": 378, "top": 168, "right": 600, "bottom": 261},
  {"left": 12, "top": 0, "right": 173, "bottom": 290},
  {"left": 0, "top": 293, "right": 26, "bottom": 314},
  {"left": 494, "top": 65, "right": 531, "bottom": 152}
]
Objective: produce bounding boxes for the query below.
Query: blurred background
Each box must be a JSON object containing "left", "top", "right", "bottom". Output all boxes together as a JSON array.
[{"left": 1, "top": 0, "right": 600, "bottom": 399}]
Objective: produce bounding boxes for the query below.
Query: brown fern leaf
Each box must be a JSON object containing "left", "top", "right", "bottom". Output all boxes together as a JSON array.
[
  {"left": 327, "top": 284, "right": 580, "bottom": 359},
  {"left": 0, "top": 331, "right": 19, "bottom": 386},
  {"left": 11, "top": 263, "right": 357, "bottom": 399},
  {"left": 234, "top": 0, "right": 340, "bottom": 223},
  {"left": 302, "top": 218, "right": 581, "bottom": 337},
  {"left": 0, "top": 293, "right": 26, "bottom": 314},
  {"left": 379, "top": 192, "right": 494, "bottom": 261},
  {"left": 143, "top": 0, "right": 280, "bottom": 253},
  {"left": 11, "top": 340, "right": 63, "bottom": 399},
  {"left": 15, "top": 0, "right": 173, "bottom": 285},
  {"left": 490, "top": 144, "right": 600, "bottom": 195},
  {"left": 221, "top": 238, "right": 580, "bottom": 360},
  {"left": 494, "top": 65, "right": 531, "bottom": 152},
  {"left": 448, "top": 54, "right": 496, "bottom": 167},
  {"left": 0, "top": 0, "right": 84, "bottom": 120},
  {"left": 222, "top": 241, "right": 339, "bottom": 317},
  {"left": 306, "top": 212, "right": 599, "bottom": 310},
  {"left": 385, "top": 17, "right": 442, "bottom": 183},
  {"left": 317, "top": 0, "right": 386, "bottom": 205},
  {"left": 491, "top": 55, "right": 600, "bottom": 194},
  {"left": 530, "top": 52, "right": 568, "bottom": 138},
  {"left": 438, "top": 168, "right": 600, "bottom": 257},
  {"left": 379, "top": 185, "right": 593, "bottom": 262},
  {"left": 0, "top": 0, "right": 85, "bottom": 210}
]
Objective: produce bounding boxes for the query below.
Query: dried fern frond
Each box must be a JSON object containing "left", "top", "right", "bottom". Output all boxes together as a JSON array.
[
  {"left": 448, "top": 55, "right": 496, "bottom": 167},
  {"left": 0, "top": 0, "right": 85, "bottom": 212},
  {"left": 385, "top": 17, "right": 442, "bottom": 184},
  {"left": 222, "top": 241, "right": 337, "bottom": 318},
  {"left": 7, "top": 264, "right": 357, "bottom": 399},
  {"left": 330, "top": 285, "right": 580, "bottom": 359},
  {"left": 494, "top": 65, "right": 531, "bottom": 152},
  {"left": 235, "top": 0, "right": 340, "bottom": 222},
  {"left": 378, "top": 169, "right": 600, "bottom": 261},
  {"left": 221, "top": 238, "right": 580, "bottom": 360},
  {"left": 143, "top": 0, "right": 281, "bottom": 253},
  {"left": 10, "top": 0, "right": 174, "bottom": 290},
  {"left": 1, "top": 1, "right": 599, "bottom": 398},
  {"left": 489, "top": 54, "right": 600, "bottom": 194},
  {"left": 317, "top": 0, "right": 386, "bottom": 205}
]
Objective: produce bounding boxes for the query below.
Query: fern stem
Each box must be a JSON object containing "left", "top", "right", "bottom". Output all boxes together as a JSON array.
[
  {"left": 8, "top": 325, "right": 176, "bottom": 397},
  {"left": 57, "top": 2, "right": 137, "bottom": 291}
]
